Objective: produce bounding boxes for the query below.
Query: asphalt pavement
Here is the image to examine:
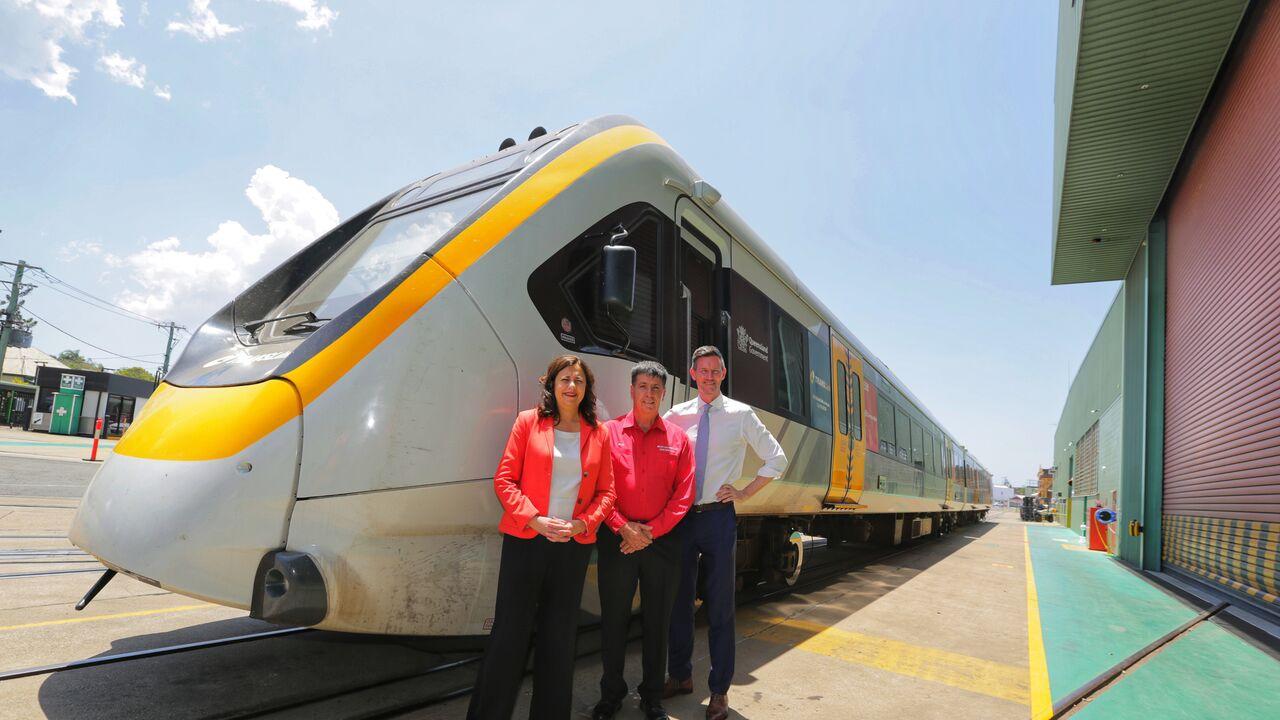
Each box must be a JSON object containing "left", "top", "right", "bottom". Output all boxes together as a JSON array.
[{"left": 0, "top": 455, "right": 97, "bottom": 498}]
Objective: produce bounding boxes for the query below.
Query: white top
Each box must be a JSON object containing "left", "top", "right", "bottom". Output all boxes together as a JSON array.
[
  {"left": 664, "top": 394, "right": 788, "bottom": 505},
  {"left": 547, "top": 429, "right": 582, "bottom": 520}
]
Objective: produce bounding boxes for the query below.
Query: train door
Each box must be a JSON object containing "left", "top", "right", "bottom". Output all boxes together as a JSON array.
[
  {"left": 671, "top": 199, "right": 729, "bottom": 403},
  {"left": 825, "top": 334, "right": 868, "bottom": 506}
]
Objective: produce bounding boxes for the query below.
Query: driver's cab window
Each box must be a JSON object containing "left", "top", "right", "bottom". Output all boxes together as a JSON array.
[{"left": 527, "top": 203, "right": 670, "bottom": 361}]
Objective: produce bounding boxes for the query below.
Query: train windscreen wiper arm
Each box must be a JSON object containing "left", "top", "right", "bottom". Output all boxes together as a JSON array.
[{"left": 241, "top": 311, "right": 323, "bottom": 334}]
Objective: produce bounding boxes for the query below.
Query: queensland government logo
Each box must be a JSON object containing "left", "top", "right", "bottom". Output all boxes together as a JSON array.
[{"left": 736, "top": 325, "right": 769, "bottom": 362}]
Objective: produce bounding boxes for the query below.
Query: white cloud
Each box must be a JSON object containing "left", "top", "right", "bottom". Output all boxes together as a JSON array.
[
  {"left": 0, "top": 0, "right": 125, "bottom": 103},
  {"left": 96, "top": 51, "right": 144, "bottom": 87},
  {"left": 58, "top": 239, "right": 104, "bottom": 261},
  {"left": 167, "top": 0, "right": 239, "bottom": 42},
  {"left": 259, "top": 0, "right": 336, "bottom": 31},
  {"left": 114, "top": 166, "right": 340, "bottom": 321},
  {"left": 152, "top": 82, "right": 169, "bottom": 100}
]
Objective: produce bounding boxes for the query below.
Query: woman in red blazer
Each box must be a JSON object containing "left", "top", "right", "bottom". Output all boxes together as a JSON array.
[{"left": 468, "top": 354, "right": 616, "bottom": 720}]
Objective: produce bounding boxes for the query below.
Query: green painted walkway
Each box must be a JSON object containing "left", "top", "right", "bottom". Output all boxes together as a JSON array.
[{"left": 1028, "top": 524, "right": 1280, "bottom": 719}]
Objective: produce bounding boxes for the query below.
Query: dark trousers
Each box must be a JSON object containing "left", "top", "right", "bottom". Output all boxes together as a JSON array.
[
  {"left": 597, "top": 524, "right": 683, "bottom": 704},
  {"left": 667, "top": 504, "right": 737, "bottom": 694},
  {"left": 467, "top": 534, "right": 592, "bottom": 720}
]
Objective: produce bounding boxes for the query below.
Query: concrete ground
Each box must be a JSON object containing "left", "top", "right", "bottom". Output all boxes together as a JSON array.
[
  {"left": 0, "top": 454, "right": 99, "bottom": 498},
  {"left": 0, "top": 427, "right": 115, "bottom": 463},
  {"left": 3, "top": 449, "right": 1272, "bottom": 720},
  {"left": 412, "top": 511, "right": 1033, "bottom": 720},
  {"left": 1028, "top": 524, "right": 1280, "bottom": 719}
]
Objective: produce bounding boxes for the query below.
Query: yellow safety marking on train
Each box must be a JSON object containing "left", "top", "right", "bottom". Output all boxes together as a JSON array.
[
  {"left": 742, "top": 613, "right": 1028, "bottom": 705},
  {"left": 0, "top": 604, "right": 211, "bottom": 632},
  {"left": 113, "top": 380, "right": 301, "bottom": 461},
  {"left": 285, "top": 123, "right": 668, "bottom": 407},
  {"left": 113, "top": 123, "right": 668, "bottom": 457},
  {"left": 1025, "top": 527, "right": 1052, "bottom": 720}
]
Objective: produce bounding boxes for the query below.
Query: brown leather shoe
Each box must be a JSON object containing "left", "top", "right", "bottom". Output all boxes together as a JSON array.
[
  {"left": 662, "top": 676, "right": 693, "bottom": 699},
  {"left": 706, "top": 692, "right": 729, "bottom": 720}
]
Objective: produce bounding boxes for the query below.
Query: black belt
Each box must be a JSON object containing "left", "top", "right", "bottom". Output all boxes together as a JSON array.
[{"left": 691, "top": 501, "right": 731, "bottom": 513}]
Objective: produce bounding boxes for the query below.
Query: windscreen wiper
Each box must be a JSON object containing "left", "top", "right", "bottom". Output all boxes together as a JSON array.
[{"left": 241, "top": 311, "right": 328, "bottom": 335}]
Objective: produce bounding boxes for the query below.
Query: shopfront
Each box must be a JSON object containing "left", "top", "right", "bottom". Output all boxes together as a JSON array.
[{"left": 31, "top": 367, "right": 155, "bottom": 438}]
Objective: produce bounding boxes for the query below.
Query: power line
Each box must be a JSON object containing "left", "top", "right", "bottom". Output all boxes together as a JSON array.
[
  {"left": 30, "top": 267, "right": 168, "bottom": 327},
  {"left": 23, "top": 308, "right": 161, "bottom": 365},
  {"left": 28, "top": 279, "right": 166, "bottom": 326}
]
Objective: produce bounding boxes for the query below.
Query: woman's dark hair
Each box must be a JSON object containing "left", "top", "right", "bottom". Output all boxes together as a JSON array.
[{"left": 537, "top": 354, "right": 598, "bottom": 426}]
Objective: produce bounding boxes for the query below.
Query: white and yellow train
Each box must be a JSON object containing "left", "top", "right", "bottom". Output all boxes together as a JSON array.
[{"left": 70, "top": 116, "right": 992, "bottom": 636}]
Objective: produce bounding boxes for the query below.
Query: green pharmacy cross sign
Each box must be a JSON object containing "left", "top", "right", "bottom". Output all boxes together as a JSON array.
[{"left": 50, "top": 374, "right": 85, "bottom": 436}]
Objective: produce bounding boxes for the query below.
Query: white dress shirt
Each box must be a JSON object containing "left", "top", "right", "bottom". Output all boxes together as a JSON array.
[{"left": 664, "top": 393, "right": 788, "bottom": 505}]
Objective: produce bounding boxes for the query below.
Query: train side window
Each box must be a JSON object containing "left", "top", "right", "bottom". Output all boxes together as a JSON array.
[
  {"left": 922, "top": 430, "right": 934, "bottom": 474},
  {"left": 895, "top": 407, "right": 911, "bottom": 463},
  {"left": 851, "top": 372, "right": 863, "bottom": 440},
  {"left": 836, "top": 361, "right": 849, "bottom": 434},
  {"left": 527, "top": 203, "right": 669, "bottom": 361},
  {"left": 772, "top": 309, "right": 808, "bottom": 420},
  {"left": 878, "top": 397, "right": 896, "bottom": 456},
  {"left": 910, "top": 420, "right": 925, "bottom": 469}
]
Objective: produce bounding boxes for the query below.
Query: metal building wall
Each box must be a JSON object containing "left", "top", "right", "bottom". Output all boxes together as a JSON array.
[
  {"left": 1053, "top": 290, "right": 1124, "bottom": 531},
  {"left": 1163, "top": 0, "right": 1280, "bottom": 608}
]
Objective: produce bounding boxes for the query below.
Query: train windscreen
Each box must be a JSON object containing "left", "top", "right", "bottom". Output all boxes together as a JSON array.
[{"left": 257, "top": 187, "right": 496, "bottom": 341}]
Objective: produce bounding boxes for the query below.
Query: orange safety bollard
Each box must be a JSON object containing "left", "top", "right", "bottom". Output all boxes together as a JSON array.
[
  {"left": 85, "top": 417, "right": 103, "bottom": 463},
  {"left": 1087, "top": 506, "right": 1108, "bottom": 551}
]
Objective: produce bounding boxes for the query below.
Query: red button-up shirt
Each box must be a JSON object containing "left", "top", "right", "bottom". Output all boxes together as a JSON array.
[{"left": 604, "top": 411, "right": 695, "bottom": 538}]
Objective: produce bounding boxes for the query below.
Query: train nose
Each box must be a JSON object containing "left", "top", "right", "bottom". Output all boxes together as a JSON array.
[{"left": 69, "top": 380, "right": 304, "bottom": 609}]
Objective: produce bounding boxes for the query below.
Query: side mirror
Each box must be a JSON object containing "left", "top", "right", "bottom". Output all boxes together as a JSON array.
[{"left": 601, "top": 244, "right": 636, "bottom": 312}]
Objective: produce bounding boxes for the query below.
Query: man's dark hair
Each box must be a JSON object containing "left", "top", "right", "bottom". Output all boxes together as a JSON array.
[
  {"left": 630, "top": 361, "right": 668, "bottom": 385},
  {"left": 690, "top": 345, "right": 724, "bottom": 367}
]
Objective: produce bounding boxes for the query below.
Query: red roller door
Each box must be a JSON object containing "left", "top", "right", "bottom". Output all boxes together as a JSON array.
[{"left": 1163, "top": 1, "right": 1280, "bottom": 607}]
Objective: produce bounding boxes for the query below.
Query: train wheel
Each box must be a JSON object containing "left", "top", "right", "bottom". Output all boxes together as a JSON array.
[
  {"left": 782, "top": 530, "right": 805, "bottom": 585},
  {"left": 762, "top": 524, "right": 805, "bottom": 586}
]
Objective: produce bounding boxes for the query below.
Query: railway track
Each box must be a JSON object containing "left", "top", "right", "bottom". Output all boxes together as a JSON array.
[{"left": 0, "top": 528, "right": 967, "bottom": 718}]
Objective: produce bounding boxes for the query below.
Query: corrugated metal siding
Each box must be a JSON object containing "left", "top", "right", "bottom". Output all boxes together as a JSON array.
[
  {"left": 1164, "top": 0, "right": 1280, "bottom": 607},
  {"left": 1075, "top": 422, "right": 1100, "bottom": 497},
  {"left": 1098, "top": 397, "right": 1122, "bottom": 501},
  {"left": 1052, "top": 0, "right": 1248, "bottom": 284}
]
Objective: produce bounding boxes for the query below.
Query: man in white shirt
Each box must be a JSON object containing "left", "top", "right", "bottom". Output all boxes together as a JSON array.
[{"left": 661, "top": 345, "right": 787, "bottom": 720}]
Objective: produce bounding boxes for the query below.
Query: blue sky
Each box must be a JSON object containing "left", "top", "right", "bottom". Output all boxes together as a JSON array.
[{"left": 0, "top": 1, "right": 1118, "bottom": 484}]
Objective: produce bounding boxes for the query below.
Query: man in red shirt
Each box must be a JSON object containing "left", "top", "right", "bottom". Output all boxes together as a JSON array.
[{"left": 592, "top": 361, "right": 695, "bottom": 720}]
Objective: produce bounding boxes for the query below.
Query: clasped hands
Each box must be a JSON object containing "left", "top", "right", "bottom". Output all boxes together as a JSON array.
[
  {"left": 529, "top": 515, "right": 587, "bottom": 542},
  {"left": 619, "top": 521, "right": 654, "bottom": 554}
]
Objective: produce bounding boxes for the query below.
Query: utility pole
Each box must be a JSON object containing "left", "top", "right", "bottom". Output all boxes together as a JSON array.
[
  {"left": 0, "top": 259, "right": 42, "bottom": 375},
  {"left": 157, "top": 321, "right": 185, "bottom": 379}
]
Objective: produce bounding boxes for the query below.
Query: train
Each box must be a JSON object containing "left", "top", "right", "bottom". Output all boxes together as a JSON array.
[{"left": 69, "top": 116, "right": 992, "bottom": 636}]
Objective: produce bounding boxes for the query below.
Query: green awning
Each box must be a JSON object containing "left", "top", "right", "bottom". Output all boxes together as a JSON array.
[{"left": 1052, "top": 0, "right": 1249, "bottom": 285}]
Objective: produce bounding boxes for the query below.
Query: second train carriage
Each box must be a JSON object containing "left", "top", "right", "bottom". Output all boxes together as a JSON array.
[{"left": 69, "top": 116, "right": 991, "bottom": 636}]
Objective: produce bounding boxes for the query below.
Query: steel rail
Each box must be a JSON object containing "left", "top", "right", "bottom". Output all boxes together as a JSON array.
[
  {"left": 0, "top": 627, "right": 312, "bottom": 682},
  {"left": 0, "top": 568, "right": 103, "bottom": 580}
]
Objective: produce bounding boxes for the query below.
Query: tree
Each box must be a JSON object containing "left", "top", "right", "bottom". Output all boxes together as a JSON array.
[
  {"left": 57, "top": 349, "right": 103, "bottom": 372},
  {"left": 114, "top": 366, "right": 156, "bottom": 382}
]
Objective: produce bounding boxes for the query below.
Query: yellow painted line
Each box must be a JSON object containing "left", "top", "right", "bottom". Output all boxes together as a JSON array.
[
  {"left": 0, "top": 604, "right": 211, "bottom": 632},
  {"left": 1025, "top": 526, "right": 1052, "bottom": 720},
  {"left": 743, "top": 613, "right": 1028, "bottom": 705},
  {"left": 1059, "top": 543, "right": 1092, "bottom": 552}
]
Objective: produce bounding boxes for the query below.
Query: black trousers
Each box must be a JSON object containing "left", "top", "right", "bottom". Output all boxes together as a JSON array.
[
  {"left": 597, "top": 525, "right": 683, "bottom": 704},
  {"left": 467, "top": 534, "right": 592, "bottom": 720}
]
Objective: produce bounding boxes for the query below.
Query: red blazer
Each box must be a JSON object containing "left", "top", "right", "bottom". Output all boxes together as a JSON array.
[{"left": 493, "top": 409, "right": 616, "bottom": 543}]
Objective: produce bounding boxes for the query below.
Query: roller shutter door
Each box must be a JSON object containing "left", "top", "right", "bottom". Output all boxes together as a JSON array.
[{"left": 1163, "top": 3, "right": 1280, "bottom": 609}]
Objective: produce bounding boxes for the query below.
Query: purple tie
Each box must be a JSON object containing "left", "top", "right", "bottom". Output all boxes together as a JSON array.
[{"left": 695, "top": 402, "right": 711, "bottom": 500}]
